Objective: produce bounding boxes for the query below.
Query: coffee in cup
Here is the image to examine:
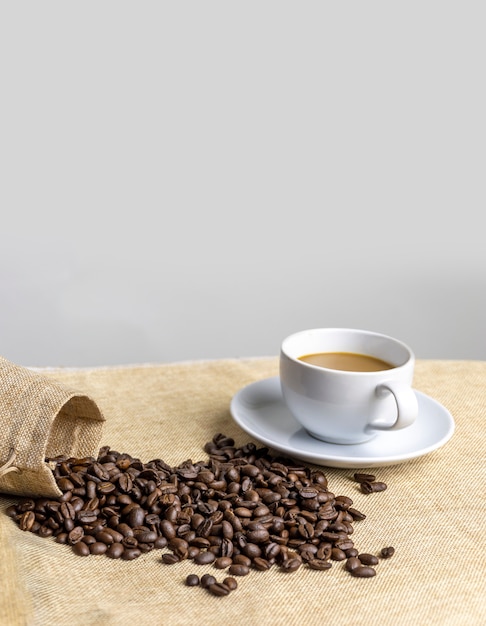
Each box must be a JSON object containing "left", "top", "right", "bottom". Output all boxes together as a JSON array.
[{"left": 280, "top": 328, "right": 418, "bottom": 444}]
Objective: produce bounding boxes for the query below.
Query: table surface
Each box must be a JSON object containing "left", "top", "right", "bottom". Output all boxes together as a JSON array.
[{"left": 1, "top": 357, "right": 485, "bottom": 626}]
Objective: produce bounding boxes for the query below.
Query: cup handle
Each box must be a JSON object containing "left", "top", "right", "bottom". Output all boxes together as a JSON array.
[{"left": 372, "top": 381, "right": 418, "bottom": 431}]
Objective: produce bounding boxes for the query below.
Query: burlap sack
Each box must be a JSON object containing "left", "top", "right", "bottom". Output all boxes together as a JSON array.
[{"left": 0, "top": 356, "right": 105, "bottom": 498}]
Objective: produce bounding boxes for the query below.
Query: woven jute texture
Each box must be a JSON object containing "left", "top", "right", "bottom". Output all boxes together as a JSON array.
[
  {"left": 0, "top": 356, "right": 105, "bottom": 498},
  {"left": 0, "top": 357, "right": 484, "bottom": 626}
]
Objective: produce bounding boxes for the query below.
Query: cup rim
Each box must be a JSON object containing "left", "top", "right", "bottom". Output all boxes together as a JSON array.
[{"left": 280, "top": 327, "right": 414, "bottom": 375}]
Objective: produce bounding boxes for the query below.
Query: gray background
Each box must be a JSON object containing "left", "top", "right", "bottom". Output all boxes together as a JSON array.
[{"left": 1, "top": 2, "right": 485, "bottom": 367}]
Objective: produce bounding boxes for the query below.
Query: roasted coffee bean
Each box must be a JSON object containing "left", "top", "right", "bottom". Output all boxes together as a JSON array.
[
  {"left": 353, "top": 473, "right": 376, "bottom": 483},
  {"left": 122, "top": 536, "right": 138, "bottom": 549},
  {"left": 252, "top": 557, "right": 272, "bottom": 571},
  {"left": 348, "top": 507, "right": 366, "bottom": 521},
  {"left": 72, "top": 541, "right": 90, "bottom": 557},
  {"left": 200, "top": 574, "right": 217, "bottom": 588},
  {"left": 345, "top": 548, "right": 359, "bottom": 558},
  {"left": 223, "top": 577, "right": 238, "bottom": 591},
  {"left": 246, "top": 528, "right": 270, "bottom": 544},
  {"left": 208, "top": 582, "right": 231, "bottom": 597},
  {"left": 281, "top": 557, "right": 302, "bottom": 572},
  {"left": 380, "top": 546, "right": 395, "bottom": 559},
  {"left": 154, "top": 536, "right": 168, "bottom": 549},
  {"left": 68, "top": 527, "right": 84, "bottom": 545},
  {"left": 360, "top": 481, "right": 387, "bottom": 494},
  {"left": 331, "top": 548, "right": 347, "bottom": 561},
  {"left": 228, "top": 563, "right": 250, "bottom": 576},
  {"left": 121, "top": 548, "right": 141, "bottom": 560},
  {"left": 345, "top": 557, "right": 361, "bottom": 572},
  {"left": 162, "top": 553, "right": 180, "bottom": 564},
  {"left": 194, "top": 551, "right": 216, "bottom": 565},
  {"left": 334, "top": 495, "right": 353, "bottom": 510},
  {"left": 232, "top": 554, "right": 251, "bottom": 567},
  {"left": 358, "top": 553, "right": 379, "bottom": 566},
  {"left": 19, "top": 511, "right": 35, "bottom": 532},
  {"left": 242, "top": 543, "right": 262, "bottom": 559},
  {"left": 126, "top": 506, "right": 145, "bottom": 528},
  {"left": 90, "top": 541, "right": 108, "bottom": 555},
  {"left": 57, "top": 477, "right": 75, "bottom": 492},
  {"left": 214, "top": 556, "right": 233, "bottom": 569},
  {"left": 95, "top": 530, "right": 115, "bottom": 545},
  {"left": 307, "top": 559, "right": 332, "bottom": 570},
  {"left": 349, "top": 565, "right": 376, "bottom": 578},
  {"left": 185, "top": 574, "right": 200, "bottom": 586},
  {"left": 106, "top": 542, "right": 124, "bottom": 559}
]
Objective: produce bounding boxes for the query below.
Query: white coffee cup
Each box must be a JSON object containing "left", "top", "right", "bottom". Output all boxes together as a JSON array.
[{"left": 279, "top": 328, "right": 418, "bottom": 444}]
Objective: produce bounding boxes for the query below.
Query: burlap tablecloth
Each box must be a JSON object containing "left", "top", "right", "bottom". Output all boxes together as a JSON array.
[{"left": 1, "top": 357, "right": 484, "bottom": 626}]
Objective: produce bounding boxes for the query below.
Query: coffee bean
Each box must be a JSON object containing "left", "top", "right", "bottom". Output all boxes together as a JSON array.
[
  {"left": 232, "top": 555, "right": 251, "bottom": 567},
  {"left": 223, "top": 576, "right": 238, "bottom": 591},
  {"left": 72, "top": 541, "right": 90, "bottom": 556},
  {"left": 194, "top": 551, "right": 216, "bottom": 565},
  {"left": 200, "top": 574, "right": 217, "bottom": 588},
  {"left": 106, "top": 543, "right": 124, "bottom": 559},
  {"left": 208, "top": 582, "right": 231, "bottom": 597},
  {"left": 19, "top": 511, "right": 35, "bottom": 532},
  {"left": 214, "top": 556, "right": 233, "bottom": 569},
  {"left": 252, "top": 557, "right": 272, "bottom": 571},
  {"left": 358, "top": 553, "right": 379, "bottom": 566},
  {"left": 90, "top": 541, "right": 108, "bottom": 555},
  {"left": 348, "top": 507, "right": 367, "bottom": 521},
  {"left": 121, "top": 547, "right": 141, "bottom": 560},
  {"left": 68, "top": 527, "right": 84, "bottom": 545},
  {"left": 307, "top": 559, "right": 332, "bottom": 570},
  {"left": 281, "top": 557, "right": 302, "bottom": 572},
  {"left": 161, "top": 553, "right": 180, "bottom": 564},
  {"left": 353, "top": 473, "right": 376, "bottom": 483},
  {"left": 135, "top": 530, "right": 158, "bottom": 544},
  {"left": 360, "top": 481, "right": 387, "bottom": 494},
  {"left": 345, "top": 557, "right": 362, "bottom": 572},
  {"left": 228, "top": 563, "right": 249, "bottom": 576},
  {"left": 345, "top": 548, "right": 359, "bottom": 558},
  {"left": 246, "top": 528, "right": 270, "bottom": 544},
  {"left": 331, "top": 548, "right": 347, "bottom": 561},
  {"left": 349, "top": 565, "right": 376, "bottom": 578},
  {"left": 380, "top": 546, "right": 395, "bottom": 559},
  {"left": 185, "top": 574, "right": 200, "bottom": 586}
]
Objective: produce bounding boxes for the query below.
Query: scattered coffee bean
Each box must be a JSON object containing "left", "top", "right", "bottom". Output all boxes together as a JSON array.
[
  {"left": 345, "top": 557, "right": 361, "bottom": 572},
  {"left": 358, "top": 553, "right": 379, "bottom": 566},
  {"left": 223, "top": 577, "right": 238, "bottom": 591},
  {"left": 349, "top": 566, "right": 376, "bottom": 578},
  {"left": 208, "top": 582, "right": 231, "bottom": 597},
  {"left": 307, "top": 559, "right": 332, "bottom": 571},
  {"left": 185, "top": 574, "right": 200, "bottom": 586},
  {"left": 200, "top": 574, "right": 217, "bottom": 588},
  {"left": 380, "top": 546, "right": 395, "bottom": 559},
  {"left": 353, "top": 473, "right": 376, "bottom": 483},
  {"left": 360, "top": 481, "right": 387, "bottom": 494}
]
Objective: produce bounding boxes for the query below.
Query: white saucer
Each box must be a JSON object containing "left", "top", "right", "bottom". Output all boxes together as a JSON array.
[{"left": 230, "top": 377, "right": 455, "bottom": 468}]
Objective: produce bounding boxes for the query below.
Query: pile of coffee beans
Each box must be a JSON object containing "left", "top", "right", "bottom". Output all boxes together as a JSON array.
[{"left": 6, "top": 433, "right": 394, "bottom": 587}]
